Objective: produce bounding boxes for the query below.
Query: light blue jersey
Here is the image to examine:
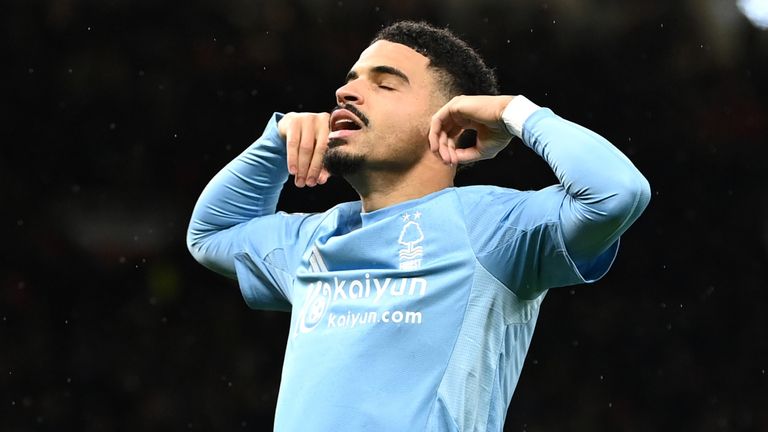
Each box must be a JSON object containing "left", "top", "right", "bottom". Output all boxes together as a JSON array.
[{"left": 187, "top": 104, "right": 650, "bottom": 431}]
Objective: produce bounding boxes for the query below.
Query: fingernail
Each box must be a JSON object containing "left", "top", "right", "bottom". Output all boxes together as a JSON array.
[{"left": 307, "top": 178, "right": 316, "bottom": 187}]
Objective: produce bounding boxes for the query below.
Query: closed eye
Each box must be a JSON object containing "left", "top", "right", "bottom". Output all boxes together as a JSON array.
[{"left": 378, "top": 84, "right": 395, "bottom": 91}]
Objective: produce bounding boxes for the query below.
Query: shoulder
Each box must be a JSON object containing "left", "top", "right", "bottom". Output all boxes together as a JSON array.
[
  {"left": 273, "top": 200, "right": 362, "bottom": 234},
  {"left": 454, "top": 184, "right": 568, "bottom": 233},
  {"left": 239, "top": 201, "right": 361, "bottom": 261},
  {"left": 454, "top": 185, "right": 528, "bottom": 212}
]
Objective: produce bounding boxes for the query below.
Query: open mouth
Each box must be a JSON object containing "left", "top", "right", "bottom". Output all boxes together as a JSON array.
[
  {"left": 328, "top": 109, "right": 363, "bottom": 139},
  {"left": 330, "top": 109, "right": 364, "bottom": 133}
]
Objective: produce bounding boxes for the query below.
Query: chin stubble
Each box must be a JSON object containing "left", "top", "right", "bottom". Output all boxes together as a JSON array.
[{"left": 323, "top": 142, "right": 365, "bottom": 177}]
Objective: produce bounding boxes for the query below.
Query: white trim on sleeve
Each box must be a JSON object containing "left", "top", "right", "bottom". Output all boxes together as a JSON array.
[{"left": 501, "top": 95, "right": 541, "bottom": 138}]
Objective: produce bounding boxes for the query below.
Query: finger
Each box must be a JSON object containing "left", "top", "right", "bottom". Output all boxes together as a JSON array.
[
  {"left": 295, "top": 119, "right": 315, "bottom": 187},
  {"left": 443, "top": 96, "right": 474, "bottom": 130},
  {"left": 428, "top": 113, "right": 444, "bottom": 154},
  {"left": 431, "top": 97, "right": 463, "bottom": 151},
  {"left": 455, "top": 147, "right": 483, "bottom": 164},
  {"left": 447, "top": 137, "right": 459, "bottom": 166},
  {"left": 445, "top": 122, "right": 464, "bottom": 141},
  {"left": 306, "top": 116, "right": 330, "bottom": 187},
  {"left": 446, "top": 123, "right": 466, "bottom": 166},
  {"left": 318, "top": 168, "right": 330, "bottom": 185},
  {"left": 441, "top": 129, "right": 460, "bottom": 167},
  {"left": 437, "top": 130, "right": 451, "bottom": 165},
  {"left": 285, "top": 116, "right": 300, "bottom": 176}
]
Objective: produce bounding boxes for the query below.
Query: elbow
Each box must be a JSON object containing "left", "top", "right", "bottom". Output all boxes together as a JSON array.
[
  {"left": 185, "top": 225, "right": 238, "bottom": 278},
  {"left": 186, "top": 223, "right": 207, "bottom": 265},
  {"left": 635, "top": 174, "right": 652, "bottom": 211},
  {"left": 604, "top": 170, "right": 651, "bottom": 223},
  {"left": 186, "top": 232, "right": 201, "bottom": 263},
  {"left": 186, "top": 232, "right": 220, "bottom": 273},
  {"left": 624, "top": 170, "right": 651, "bottom": 213}
]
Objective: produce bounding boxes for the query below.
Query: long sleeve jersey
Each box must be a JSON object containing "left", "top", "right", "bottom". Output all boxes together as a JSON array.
[{"left": 187, "top": 97, "right": 650, "bottom": 431}]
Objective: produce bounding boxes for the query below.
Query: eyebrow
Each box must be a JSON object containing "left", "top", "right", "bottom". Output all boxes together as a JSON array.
[{"left": 345, "top": 65, "right": 411, "bottom": 84}]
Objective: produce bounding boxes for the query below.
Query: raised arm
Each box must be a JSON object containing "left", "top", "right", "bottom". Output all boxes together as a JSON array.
[
  {"left": 186, "top": 112, "right": 330, "bottom": 277},
  {"left": 429, "top": 95, "right": 650, "bottom": 267}
]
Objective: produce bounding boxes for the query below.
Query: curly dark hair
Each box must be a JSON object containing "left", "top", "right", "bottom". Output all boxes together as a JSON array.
[
  {"left": 372, "top": 21, "right": 499, "bottom": 152},
  {"left": 372, "top": 21, "right": 499, "bottom": 98}
]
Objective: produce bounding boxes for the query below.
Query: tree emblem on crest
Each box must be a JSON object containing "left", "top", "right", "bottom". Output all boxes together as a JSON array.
[{"left": 398, "top": 216, "right": 424, "bottom": 269}]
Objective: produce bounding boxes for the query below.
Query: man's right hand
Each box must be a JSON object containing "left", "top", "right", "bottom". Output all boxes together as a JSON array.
[{"left": 278, "top": 112, "right": 331, "bottom": 188}]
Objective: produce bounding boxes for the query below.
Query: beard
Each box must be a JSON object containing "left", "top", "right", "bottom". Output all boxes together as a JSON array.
[{"left": 323, "top": 140, "right": 366, "bottom": 177}]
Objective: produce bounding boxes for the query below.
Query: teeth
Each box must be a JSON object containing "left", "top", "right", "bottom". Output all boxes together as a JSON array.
[{"left": 333, "top": 118, "right": 359, "bottom": 131}]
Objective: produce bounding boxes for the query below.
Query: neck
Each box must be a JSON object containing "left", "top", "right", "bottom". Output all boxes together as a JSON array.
[{"left": 346, "top": 162, "right": 455, "bottom": 212}]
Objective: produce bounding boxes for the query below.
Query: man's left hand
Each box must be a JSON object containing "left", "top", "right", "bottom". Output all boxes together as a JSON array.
[{"left": 428, "top": 95, "right": 515, "bottom": 166}]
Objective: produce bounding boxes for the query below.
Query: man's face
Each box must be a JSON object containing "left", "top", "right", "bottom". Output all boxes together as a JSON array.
[{"left": 324, "top": 40, "right": 447, "bottom": 176}]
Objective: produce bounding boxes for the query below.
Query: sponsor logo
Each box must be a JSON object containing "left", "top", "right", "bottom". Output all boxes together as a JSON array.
[
  {"left": 295, "top": 273, "right": 428, "bottom": 335},
  {"left": 327, "top": 309, "right": 423, "bottom": 329},
  {"left": 296, "top": 281, "right": 332, "bottom": 334},
  {"left": 293, "top": 223, "right": 430, "bottom": 336}
]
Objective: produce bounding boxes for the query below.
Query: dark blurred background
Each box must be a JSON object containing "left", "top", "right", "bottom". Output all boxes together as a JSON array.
[{"left": 3, "top": 0, "right": 767, "bottom": 430}]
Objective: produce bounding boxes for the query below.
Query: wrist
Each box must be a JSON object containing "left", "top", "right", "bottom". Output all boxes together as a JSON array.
[
  {"left": 501, "top": 95, "right": 540, "bottom": 138},
  {"left": 276, "top": 113, "right": 289, "bottom": 140}
]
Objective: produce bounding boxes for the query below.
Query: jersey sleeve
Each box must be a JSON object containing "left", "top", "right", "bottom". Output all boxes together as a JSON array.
[
  {"left": 186, "top": 113, "right": 317, "bottom": 310},
  {"left": 231, "top": 212, "right": 319, "bottom": 310},
  {"left": 462, "top": 186, "right": 594, "bottom": 299},
  {"left": 462, "top": 99, "right": 650, "bottom": 299}
]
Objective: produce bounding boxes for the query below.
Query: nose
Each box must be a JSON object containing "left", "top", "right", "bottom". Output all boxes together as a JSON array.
[{"left": 335, "top": 81, "right": 363, "bottom": 105}]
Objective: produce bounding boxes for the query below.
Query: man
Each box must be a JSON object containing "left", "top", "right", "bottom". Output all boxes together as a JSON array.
[{"left": 187, "top": 21, "right": 650, "bottom": 431}]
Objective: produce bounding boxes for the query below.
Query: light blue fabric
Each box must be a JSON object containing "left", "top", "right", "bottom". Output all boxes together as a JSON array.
[{"left": 187, "top": 108, "right": 650, "bottom": 431}]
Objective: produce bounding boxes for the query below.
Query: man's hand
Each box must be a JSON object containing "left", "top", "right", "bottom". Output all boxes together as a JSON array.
[
  {"left": 428, "top": 95, "right": 515, "bottom": 166},
  {"left": 278, "top": 112, "right": 331, "bottom": 187}
]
